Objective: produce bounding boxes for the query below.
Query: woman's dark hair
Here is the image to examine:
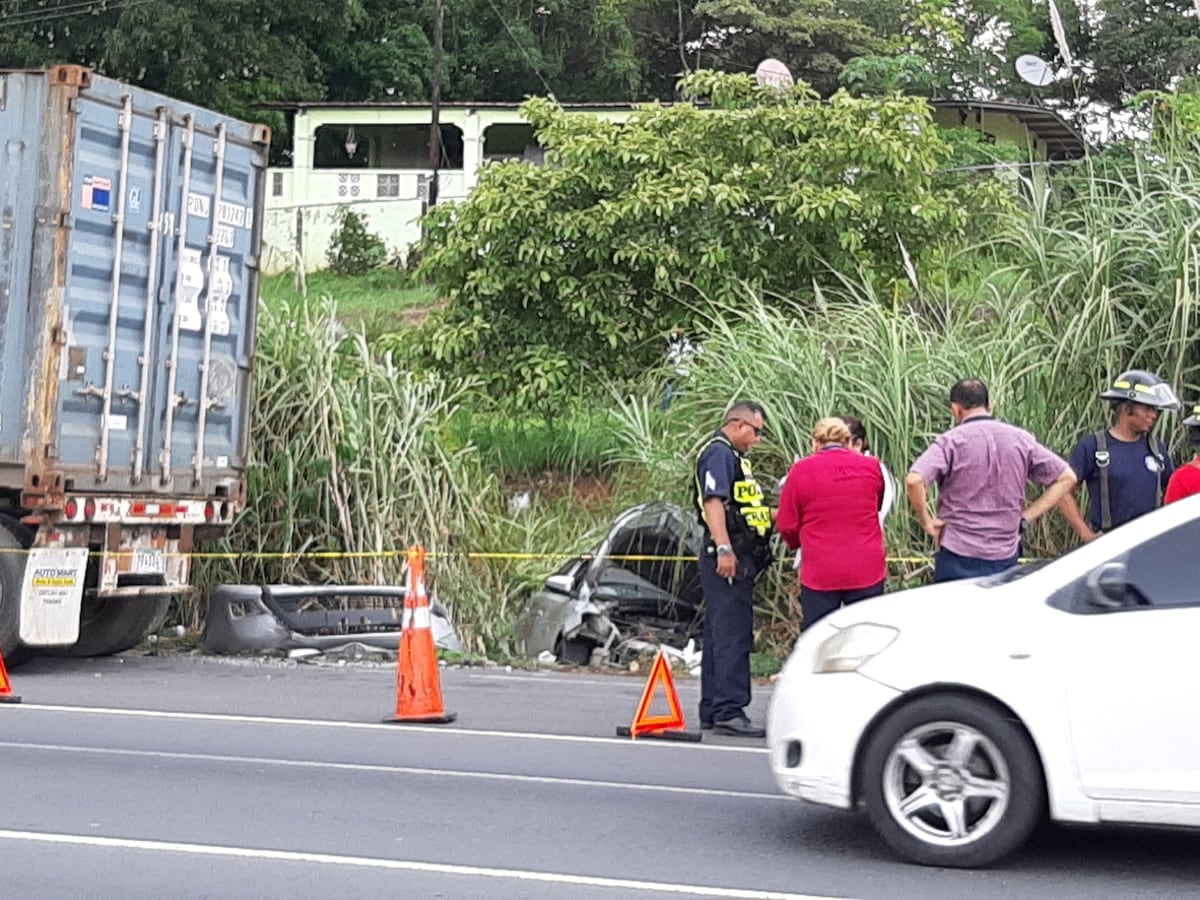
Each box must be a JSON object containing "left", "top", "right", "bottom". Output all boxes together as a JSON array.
[{"left": 840, "top": 414, "right": 869, "bottom": 452}]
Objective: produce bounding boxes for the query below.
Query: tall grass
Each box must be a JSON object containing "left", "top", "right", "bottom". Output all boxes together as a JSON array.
[
  {"left": 444, "top": 407, "right": 623, "bottom": 479},
  {"left": 191, "top": 295, "right": 507, "bottom": 650},
  {"left": 601, "top": 146, "right": 1200, "bottom": 648},
  {"left": 188, "top": 294, "right": 641, "bottom": 656}
]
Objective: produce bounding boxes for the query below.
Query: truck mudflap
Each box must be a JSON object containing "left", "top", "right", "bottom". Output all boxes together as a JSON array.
[
  {"left": 18, "top": 547, "right": 89, "bottom": 646},
  {"left": 202, "top": 584, "right": 461, "bottom": 656}
]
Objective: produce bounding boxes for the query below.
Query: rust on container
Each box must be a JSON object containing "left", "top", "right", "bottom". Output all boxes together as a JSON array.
[{"left": 23, "top": 68, "right": 86, "bottom": 502}]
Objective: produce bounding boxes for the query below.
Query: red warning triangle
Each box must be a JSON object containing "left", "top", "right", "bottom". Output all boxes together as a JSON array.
[
  {"left": 629, "top": 650, "right": 685, "bottom": 737},
  {"left": 0, "top": 647, "right": 20, "bottom": 704}
]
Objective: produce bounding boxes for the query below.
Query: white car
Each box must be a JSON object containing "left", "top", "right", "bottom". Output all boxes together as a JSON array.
[{"left": 767, "top": 493, "right": 1200, "bottom": 868}]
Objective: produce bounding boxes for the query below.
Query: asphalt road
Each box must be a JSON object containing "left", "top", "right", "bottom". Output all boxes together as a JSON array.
[{"left": 2, "top": 654, "right": 1199, "bottom": 899}]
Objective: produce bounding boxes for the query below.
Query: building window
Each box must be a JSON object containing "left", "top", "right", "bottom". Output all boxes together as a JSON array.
[
  {"left": 483, "top": 123, "right": 540, "bottom": 163},
  {"left": 272, "top": 172, "right": 284, "bottom": 197},
  {"left": 377, "top": 173, "right": 400, "bottom": 198},
  {"left": 313, "top": 124, "right": 464, "bottom": 169}
]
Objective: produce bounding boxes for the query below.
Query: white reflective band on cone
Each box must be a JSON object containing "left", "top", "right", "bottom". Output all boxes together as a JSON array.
[{"left": 402, "top": 606, "right": 432, "bottom": 630}]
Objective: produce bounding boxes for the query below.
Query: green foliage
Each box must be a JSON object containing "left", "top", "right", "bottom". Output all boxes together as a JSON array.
[
  {"left": 260, "top": 269, "right": 436, "bottom": 341},
  {"left": 617, "top": 144, "right": 1200, "bottom": 570},
  {"left": 414, "top": 71, "right": 1004, "bottom": 411},
  {"left": 1133, "top": 81, "right": 1200, "bottom": 150},
  {"left": 1089, "top": 0, "right": 1200, "bottom": 106},
  {"left": 190, "top": 293, "right": 523, "bottom": 654},
  {"left": 206, "top": 140, "right": 1200, "bottom": 662},
  {"left": 690, "top": 0, "right": 888, "bottom": 96},
  {"left": 445, "top": 409, "right": 624, "bottom": 478},
  {"left": 327, "top": 208, "right": 389, "bottom": 276},
  {"left": 841, "top": 1, "right": 1050, "bottom": 99},
  {"left": 839, "top": 54, "right": 941, "bottom": 96}
]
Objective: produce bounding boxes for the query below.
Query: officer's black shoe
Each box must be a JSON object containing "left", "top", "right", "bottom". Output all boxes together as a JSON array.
[
  {"left": 700, "top": 720, "right": 714, "bottom": 731},
  {"left": 713, "top": 717, "right": 766, "bottom": 738}
]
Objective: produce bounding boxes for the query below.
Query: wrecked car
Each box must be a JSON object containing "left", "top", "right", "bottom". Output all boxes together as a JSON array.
[{"left": 515, "top": 501, "right": 705, "bottom": 667}]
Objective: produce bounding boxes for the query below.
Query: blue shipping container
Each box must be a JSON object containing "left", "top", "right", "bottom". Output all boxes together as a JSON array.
[{"left": 0, "top": 66, "right": 268, "bottom": 506}]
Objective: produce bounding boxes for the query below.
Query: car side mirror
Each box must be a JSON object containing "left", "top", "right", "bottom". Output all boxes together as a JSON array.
[{"left": 1085, "top": 562, "right": 1129, "bottom": 610}]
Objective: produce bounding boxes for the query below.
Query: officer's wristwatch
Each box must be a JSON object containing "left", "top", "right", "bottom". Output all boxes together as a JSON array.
[{"left": 716, "top": 544, "right": 734, "bottom": 556}]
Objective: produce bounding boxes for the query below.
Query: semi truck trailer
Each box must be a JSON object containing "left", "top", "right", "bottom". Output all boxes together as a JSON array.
[{"left": 0, "top": 66, "right": 266, "bottom": 663}]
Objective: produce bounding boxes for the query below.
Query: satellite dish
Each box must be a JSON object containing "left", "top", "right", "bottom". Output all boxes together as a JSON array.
[
  {"left": 1015, "top": 54, "right": 1055, "bottom": 87},
  {"left": 755, "top": 58, "right": 794, "bottom": 91}
]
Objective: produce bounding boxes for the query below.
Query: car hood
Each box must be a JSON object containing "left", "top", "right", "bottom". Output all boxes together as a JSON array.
[
  {"left": 833, "top": 579, "right": 984, "bottom": 623},
  {"left": 810, "top": 572, "right": 1050, "bottom": 691}
]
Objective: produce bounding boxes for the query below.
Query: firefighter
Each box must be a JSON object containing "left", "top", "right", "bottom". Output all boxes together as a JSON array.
[
  {"left": 1059, "top": 370, "right": 1180, "bottom": 541},
  {"left": 694, "top": 401, "right": 773, "bottom": 738}
]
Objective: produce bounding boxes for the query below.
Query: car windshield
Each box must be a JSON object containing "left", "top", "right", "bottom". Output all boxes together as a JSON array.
[{"left": 976, "top": 558, "right": 1054, "bottom": 587}]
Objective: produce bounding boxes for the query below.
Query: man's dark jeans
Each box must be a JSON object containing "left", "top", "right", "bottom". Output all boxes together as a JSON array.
[
  {"left": 933, "top": 546, "right": 1019, "bottom": 583},
  {"left": 698, "top": 552, "right": 755, "bottom": 726}
]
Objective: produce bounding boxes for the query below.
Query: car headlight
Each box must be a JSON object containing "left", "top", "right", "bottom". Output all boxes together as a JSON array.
[{"left": 813, "top": 623, "right": 899, "bottom": 673}]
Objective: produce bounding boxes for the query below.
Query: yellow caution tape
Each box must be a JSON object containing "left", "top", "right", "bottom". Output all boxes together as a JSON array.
[{"left": 0, "top": 546, "right": 988, "bottom": 565}]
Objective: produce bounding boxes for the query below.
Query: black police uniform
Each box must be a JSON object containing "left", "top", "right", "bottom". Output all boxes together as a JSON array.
[{"left": 694, "top": 430, "right": 773, "bottom": 728}]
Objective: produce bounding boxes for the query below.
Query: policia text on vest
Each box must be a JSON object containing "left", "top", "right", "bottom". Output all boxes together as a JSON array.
[{"left": 695, "top": 432, "right": 773, "bottom": 570}]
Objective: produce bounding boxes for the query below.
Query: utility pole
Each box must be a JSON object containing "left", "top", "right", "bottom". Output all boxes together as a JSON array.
[{"left": 428, "top": 0, "right": 444, "bottom": 208}]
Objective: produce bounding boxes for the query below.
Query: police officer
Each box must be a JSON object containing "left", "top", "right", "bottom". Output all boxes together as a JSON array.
[
  {"left": 1059, "top": 370, "right": 1180, "bottom": 541},
  {"left": 695, "top": 401, "right": 773, "bottom": 738}
]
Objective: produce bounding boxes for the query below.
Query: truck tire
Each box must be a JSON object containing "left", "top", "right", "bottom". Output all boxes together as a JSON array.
[
  {"left": 0, "top": 518, "right": 34, "bottom": 667},
  {"left": 53, "top": 596, "right": 171, "bottom": 658}
]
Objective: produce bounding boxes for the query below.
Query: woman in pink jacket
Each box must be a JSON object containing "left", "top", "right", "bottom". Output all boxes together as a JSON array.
[{"left": 775, "top": 417, "right": 886, "bottom": 628}]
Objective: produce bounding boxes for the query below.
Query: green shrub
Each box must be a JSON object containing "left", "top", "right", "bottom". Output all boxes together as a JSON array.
[{"left": 327, "top": 207, "right": 388, "bottom": 276}]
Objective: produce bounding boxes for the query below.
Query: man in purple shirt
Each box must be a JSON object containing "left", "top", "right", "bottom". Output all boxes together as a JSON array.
[{"left": 906, "top": 379, "right": 1077, "bottom": 582}]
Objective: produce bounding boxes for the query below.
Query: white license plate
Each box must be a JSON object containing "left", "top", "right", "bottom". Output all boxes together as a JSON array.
[{"left": 133, "top": 548, "right": 166, "bottom": 574}]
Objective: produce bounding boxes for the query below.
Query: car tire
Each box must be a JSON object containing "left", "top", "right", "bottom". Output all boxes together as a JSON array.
[{"left": 859, "top": 693, "right": 1045, "bottom": 868}]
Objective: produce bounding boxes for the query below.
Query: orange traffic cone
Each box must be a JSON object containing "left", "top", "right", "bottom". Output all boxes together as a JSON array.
[
  {"left": 0, "top": 646, "right": 21, "bottom": 704},
  {"left": 616, "top": 649, "right": 700, "bottom": 742},
  {"left": 383, "top": 546, "right": 456, "bottom": 724}
]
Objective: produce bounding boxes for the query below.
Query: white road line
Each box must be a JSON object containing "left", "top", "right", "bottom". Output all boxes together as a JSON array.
[
  {"left": 5, "top": 704, "right": 766, "bottom": 753},
  {"left": 0, "top": 741, "right": 789, "bottom": 802},
  {"left": 0, "top": 829, "right": 848, "bottom": 900}
]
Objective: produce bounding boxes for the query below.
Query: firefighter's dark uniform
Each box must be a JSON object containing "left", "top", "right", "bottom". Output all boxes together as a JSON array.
[{"left": 695, "top": 431, "right": 773, "bottom": 727}]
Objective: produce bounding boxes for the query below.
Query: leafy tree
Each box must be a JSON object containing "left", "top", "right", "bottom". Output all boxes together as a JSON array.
[
  {"left": 839, "top": 54, "right": 942, "bottom": 97},
  {"left": 442, "top": 0, "right": 641, "bottom": 101},
  {"left": 689, "top": 0, "right": 888, "bottom": 96},
  {"left": 844, "top": 1, "right": 1051, "bottom": 100},
  {"left": 412, "top": 71, "right": 1008, "bottom": 410},
  {"left": 1088, "top": 0, "right": 1200, "bottom": 105},
  {"left": 0, "top": 0, "right": 118, "bottom": 69},
  {"left": 322, "top": 0, "right": 434, "bottom": 103}
]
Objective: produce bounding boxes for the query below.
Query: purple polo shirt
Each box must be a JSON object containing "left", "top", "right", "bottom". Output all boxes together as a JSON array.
[{"left": 910, "top": 415, "right": 1069, "bottom": 560}]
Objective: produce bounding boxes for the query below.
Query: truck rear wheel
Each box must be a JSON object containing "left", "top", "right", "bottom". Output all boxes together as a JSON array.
[
  {"left": 53, "top": 596, "right": 171, "bottom": 658},
  {"left": 0, "top": 518, "right": 34, "bottom": 667}
]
